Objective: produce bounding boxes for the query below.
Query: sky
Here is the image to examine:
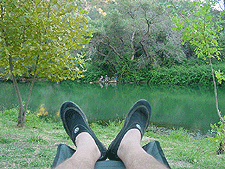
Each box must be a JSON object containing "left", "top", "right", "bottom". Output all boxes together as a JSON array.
[
  {"left": 192, "top": 0, "right": 224, "bottom": 10},
  {"left": 214, "top": 0, "right": 224, "bottom": 10}
]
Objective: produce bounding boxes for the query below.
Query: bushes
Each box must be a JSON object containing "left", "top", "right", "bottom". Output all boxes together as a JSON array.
[
  {"left": 81, "top": 66, "right": 106, "bottom": 82},
  {"left": 83, "top": 62, "right": 225, "bottom": 86},
  {"left": 147, "top": 63, "right": 225, "bottom": 86}
]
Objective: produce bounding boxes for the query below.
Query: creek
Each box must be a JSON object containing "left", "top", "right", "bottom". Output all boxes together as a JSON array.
[{"left": 1, "top": 81, "right": 225, "bottom": 133}]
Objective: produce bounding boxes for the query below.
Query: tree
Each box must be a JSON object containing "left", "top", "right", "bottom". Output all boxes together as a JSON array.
[
  {"left": 171, "top": 0, "right": 225, "bottom": 153},
  {"left": 84, "top": 0, "right": 186, "bottom": 82},
  {"left": 0, "top": 0, "right": 92, "bottom": 127}
]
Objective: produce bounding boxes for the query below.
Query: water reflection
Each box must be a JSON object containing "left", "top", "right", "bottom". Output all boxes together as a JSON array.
[
  {"left": 99, "top": 83, "right": 103, "bottom": 88},
  {"left": 1, "top": 81, "right": 224, "bottom": 133},
  {"left": 98, "top": 82, "right": 117, "bottom": 91}
]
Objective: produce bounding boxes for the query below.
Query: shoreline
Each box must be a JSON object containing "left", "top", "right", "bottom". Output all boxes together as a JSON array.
[{"left": 147, "top": 124, "right": 214, "bottom": 140}]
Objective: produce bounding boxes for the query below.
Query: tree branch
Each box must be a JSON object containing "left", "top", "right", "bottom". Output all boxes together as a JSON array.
[
  {"left": 96, "top": 47, "right": 108, "bottom": 58},
  {"left": 24, "top": 55, "right": 39, "bottom": 117},
  {"left": 9, "top": 55, "right": 24, "bottom": 127},
  {"left": 140, "top": 41, "right": 149, "bottom": 58},
  {"left": 131, "top": 31, "right": 135, "bottom": 60},
  {"left": 100, "top": 39, "right": 123, "bottom": 59}
]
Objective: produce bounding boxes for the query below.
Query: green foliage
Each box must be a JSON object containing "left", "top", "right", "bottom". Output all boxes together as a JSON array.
[
  {"left": 82, "top": 65, "right": 106, "bottom": 81},
  {"left": 148, "top": 63, "right": 225, "bottom": 86},
  {"left": 0, "top": 137, "right": 15, "bottom": 144},
  {"left": 2, "top": 108, "right": 18, "bottom": 122},
  {"left": 172, "top": 0, "right": 223, "bottom": 60},
  {"left": 0, "top": 0, "right": 92, "bottom": 126},
  {"left": 83, "top": 61, "right": 225, "bottom": 85},
  {"left": 218, "top": 32, "right": 225, "bottom": 59},
  {"left": 0, "top": 0, "right": 91, "bottom": 81},
  {"left": 148, "top": 64, "right": 211, "bottom": 85},
  {"left": 215, "top": 70, "right": 225, "bottom": 84},
  {"left": 91, "top": 119, "right": 124, "bottom": 128},
  {"left": 171, "top": 0, "right": 225, "bottom": 154},
  {"left": 209, "top": 117, "right": 225, "bottom": 154},
  {"left": 25, "top": 113, "right": 41, "bottom": 124}
]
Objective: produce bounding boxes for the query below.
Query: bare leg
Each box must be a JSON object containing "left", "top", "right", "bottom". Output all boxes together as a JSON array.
[
  {"left": 56, "top": 132, "right": 100, "bottom": 169},
  {"left": 117, "top": 129, "right": 168, "bottom": 169}
]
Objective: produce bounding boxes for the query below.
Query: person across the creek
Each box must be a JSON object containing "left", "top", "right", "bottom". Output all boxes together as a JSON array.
[
  {"left": 99, "top": 76, "right": 103, "bottom": 82},
  {"left": 105, "top": 75, "right": 109, "bottom": 82},
  {"left": 114, "top": 73, "right": 118, "bottom": 82},
  {"left": 54, "top": 99, "right": 170, "bottom": 169}
]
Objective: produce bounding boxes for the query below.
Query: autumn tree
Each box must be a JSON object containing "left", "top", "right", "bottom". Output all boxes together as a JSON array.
[{"left": 0, "top": 0, "right": 92, "bottom": 127}]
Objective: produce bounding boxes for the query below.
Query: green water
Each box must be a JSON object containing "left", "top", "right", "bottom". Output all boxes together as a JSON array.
[{"left": 1, "top": 81, "right": 224, "bottom": 133}]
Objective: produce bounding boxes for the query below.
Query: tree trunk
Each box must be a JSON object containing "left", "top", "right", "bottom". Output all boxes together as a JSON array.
[
  {"left": 209, "top": 58, "right": 224, "bottom": 123},
  {"left": 209, "top": 58, "right": 225, "bottom": 152},
  {"left": 18, "top": 55, "right": 39, "bottom": 127},
  {"left": 8, "top": 55, "right": 24, "bottom": 127},
  {"left": 9, "top": 54, "right": 38, "bottom": 127},
  {"left": 130, "top": 31, "right": 135, "bottom": 60},
  {"left": 23, "top": 69, "right": 37, "bottom": 124},
  {"left": 13, "top": 75, "right": 24, "bottom": 127}
]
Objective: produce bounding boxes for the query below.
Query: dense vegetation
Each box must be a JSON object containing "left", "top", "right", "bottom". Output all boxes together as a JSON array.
[
  {"left": 1, "top": 0, "right": 225, "bottom": 86},
  {"left": 80, "top": 0, "right": 225, "bottom": 85},
  {"left": 82, "top": 61, "right": 225, "bottom": 86}
]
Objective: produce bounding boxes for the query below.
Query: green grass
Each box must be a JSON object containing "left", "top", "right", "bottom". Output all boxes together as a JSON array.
[{"left": 1, "top": 109, "right": 225, "bottom": 169}]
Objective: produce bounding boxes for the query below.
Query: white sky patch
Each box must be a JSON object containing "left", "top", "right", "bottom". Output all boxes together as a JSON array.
[
  {"left": 192, "top": 0, "right": 224, "bottom": 11},
  {"left": 214, "top": 0, "right": 224, "bottom": 11}
]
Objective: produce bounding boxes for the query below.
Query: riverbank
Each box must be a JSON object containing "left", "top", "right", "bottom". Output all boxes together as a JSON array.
[
  {"left": 1, "top": 108, "right": 225, "bottom": 169},
  {"left": 1, "top": 62, "right": 225, "bottom": 86},
  {"left": 81, "top": 62, "right": 225, "bottom": 86}
]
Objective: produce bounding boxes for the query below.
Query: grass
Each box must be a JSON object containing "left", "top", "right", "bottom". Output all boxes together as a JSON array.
[{"left": 1, "top": 109, "right": 225, "bottom": 169}]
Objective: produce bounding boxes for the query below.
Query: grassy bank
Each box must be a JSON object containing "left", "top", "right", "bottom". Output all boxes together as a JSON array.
[{"left": 1, "top": 109, "right": 225, "bottom": 169}]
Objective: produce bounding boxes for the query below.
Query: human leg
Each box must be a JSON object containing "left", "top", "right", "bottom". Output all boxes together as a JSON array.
[
  {"left": 117, "top": 129, "right": 168, "bottom": 169},
  {"left": 55, "top": 101, "right": 107, "bottom": 169},
  {"left": 56, "top": 132, "right": 100, "bottom": 169},
  {"left": 107, "top": 99, "right": 169, "bottom": 169}
]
